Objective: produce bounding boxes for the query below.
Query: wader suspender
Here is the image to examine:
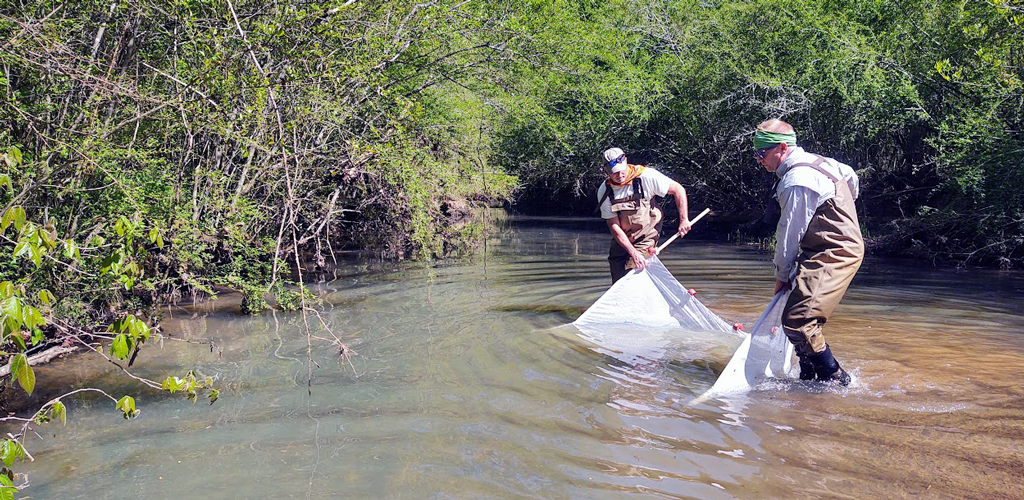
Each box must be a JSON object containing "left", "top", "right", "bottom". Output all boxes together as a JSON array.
[
  {"left": 790, "top": 156, "right": 840, "bottom": 184},
  {"left": 596, "top": 177, "right": 645, "bottom": 212}
]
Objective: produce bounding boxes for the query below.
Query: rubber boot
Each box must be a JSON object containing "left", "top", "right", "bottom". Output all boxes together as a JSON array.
[
  {"left": 798, "top": 356, "right": 817, "bottom": 381},
  {"left": 808, "top": 345, "right": 851, "bottom": 386}
]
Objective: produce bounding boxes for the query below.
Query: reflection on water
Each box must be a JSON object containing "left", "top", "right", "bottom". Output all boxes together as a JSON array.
[{"left": 10, "top": 214, "right": 1024, "bottom": 499}]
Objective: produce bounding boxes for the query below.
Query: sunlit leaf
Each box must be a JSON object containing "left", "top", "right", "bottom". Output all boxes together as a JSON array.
[
  {"left": 111, "top": 334, "right": 130, "bottom": 360},
  {"left": 0, "top": 175, "right": 12, "bottom": 193},
  {"left": 116, "top": 395, "right": 139, "bottom": 419},
  {"left": 38, "top": 289, "right": 55, "bottom": 305},
  {"left": 11, "top": 241, "right": 29, "bottom": 259},
  {"left": 63, "top": 240, "right": 80, "bottom": 259},
  {"left": 162, "top": 376, "right": 185, "bottom": 393},
  {"left": 21, "top": 305, "right": 43, "bottom": 330},
  {"left": 8, "top": 356, "right": 24, "bottom": 382},
  {"left": 37, "top": 227, "right": 56, "bottom": 250},
  {"left": 7, "top": 147, "right": 21, "bottom": 165},
  {"left": 0, "top": 440, "right": 23, "bottom": 467},
  {"left": 10, "top": 207, "right": 24, "bottom": 232},
  {"left": 1, "top": 297, "right": 21, "bottom": 328},
  {"left": 12, "top": 354, "right": 34, "bottom": 395},
  {"left": 114, "top": 216, "right": 130, "bottom": 237},
  {"left": 29, "top": 244, "right": 42, "bottom": 267},
  {"left": 52, "top": 401, "right": 67, "bottom": 425},
  {"left": 9, "top": 332, "right": 25, "bottom": 352}
]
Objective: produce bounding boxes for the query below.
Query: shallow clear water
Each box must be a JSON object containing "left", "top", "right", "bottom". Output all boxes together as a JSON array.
[{"left": 11, "top": 214, "right": 1024, "bottom": 499}]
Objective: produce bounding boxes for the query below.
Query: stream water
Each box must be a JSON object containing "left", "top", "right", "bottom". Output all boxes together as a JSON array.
[{"left": 10, "top": 214, "right": 1024, "bottom": 499}]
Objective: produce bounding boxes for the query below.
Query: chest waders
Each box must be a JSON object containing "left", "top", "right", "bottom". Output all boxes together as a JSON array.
[
  {"left": 781, "top": 156, "right": 864, "bottom": 385},
  {"left": 604, "top": 178, "right": 663, "bottom": 283}
]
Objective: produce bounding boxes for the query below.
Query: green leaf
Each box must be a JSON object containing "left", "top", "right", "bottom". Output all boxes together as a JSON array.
[
  {"left": 0, "top": 174, "right": 12, "bottom": 193},
  {"left": 52, "top": 401, "right": 67, "bottom": 425},
  {"left": 127, "top": 315, "right": 150, "bottom": 340},
  {"left": 162, "top": 376, "right": 185, "bottom": 393},
  {"left": 11, "top": 241, "right": 28, "bottom": 259},
  {"left": 24, "top": 306, "right": 44, "bottom": 330},
  {"left": 1, "top": 316, "right": 18, "bottom": 341},
  {"left": 0, "top": 207, "right": 23, "bottom": 233},
  {"left": 0, "top": 282, "right": 13, "bottom": 299},
  {"left": 10, "top": 207, "right": 24, "bottom": 232},
  {"left": 114, "top": 216, "right": 130, "bottom": 237},
  {"left": 29, "top": 244, "right": 42, "bottom": 267},
  {"left": 9, "top": 332, "right": 25, "bottom": 352},
  {"left": 7, "top": 147, "right": 21, "bottom": 165},
  {"left": 11, "top": 354, "right": 34, "bottom": 395},
  {"left": 2, "top": 297, "right": 22, "bottom": 328},
  {"left": 38, "top": 289, "right": 55, "bottom": 305},
  {"left": 0, "top": 476, "right": 13, "bottom": 500},
  {"left": 0, "top": 440, "right": 24, "bottom": 467},
  {"left": 30, "top": 328, "right": 44, "bottom": 346},
  {"left": 63, "top": 240, "right": 80, "bottom": 259},
  {"left": 116, "top": 396, "right": 139, "bottom": 419},
  {"left": 37, "top": 227, "right": 56, "bottom": 251},
  {"left": 99, "top": 251, "right": 123, "bottom": 275},
  {"left": 110, "top": 334, "right": 130, "bottom": 360},
  {"left": 109, "top": 316, "right": 127, "bottom": 333},
  {"left": 149, "top": 227, "right": 162, "bottom": 246}
]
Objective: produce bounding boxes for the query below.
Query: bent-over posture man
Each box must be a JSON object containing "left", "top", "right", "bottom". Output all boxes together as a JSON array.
[
  {"left": 597, "top": 147, "right": 692, "bottom": 283},
  {"left": 752, "top": 119, "right": 864, "bottom": 385}
]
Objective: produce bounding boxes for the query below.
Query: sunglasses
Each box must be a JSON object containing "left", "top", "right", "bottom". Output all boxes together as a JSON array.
[
  {"left": 753, "top": 145, "right": 777, "bottom": 160},
  {"left": 607, "top": 154, "right": 626, "bottom": 167}
]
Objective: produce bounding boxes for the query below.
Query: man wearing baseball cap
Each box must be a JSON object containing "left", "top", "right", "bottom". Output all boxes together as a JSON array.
[{"left": 596, "top": 147, "right": 692, "bottom": 283}]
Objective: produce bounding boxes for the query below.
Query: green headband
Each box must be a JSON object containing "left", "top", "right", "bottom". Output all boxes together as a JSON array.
[{"left": 752, "top": 130, "right": 797, "bottom": 150}]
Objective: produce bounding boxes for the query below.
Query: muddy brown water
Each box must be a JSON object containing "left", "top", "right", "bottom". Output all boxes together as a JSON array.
[{"left": 7, "top": 215, "right": 1024, "bottom": 499}]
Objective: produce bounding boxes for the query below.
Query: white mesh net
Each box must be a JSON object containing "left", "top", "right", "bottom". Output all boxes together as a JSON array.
[{"left": 572, "top": 256, "right": 796, "bottom": 398}]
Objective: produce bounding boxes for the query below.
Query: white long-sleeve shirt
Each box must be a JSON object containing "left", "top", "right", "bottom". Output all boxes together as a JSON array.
[{"left": 773, "top": 147, "right": 859, "bottom": 282}]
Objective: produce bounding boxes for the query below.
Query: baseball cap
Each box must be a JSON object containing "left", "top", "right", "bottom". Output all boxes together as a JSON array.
[{"left": 603, "top": 147, "right": 627, "bottom": 173}]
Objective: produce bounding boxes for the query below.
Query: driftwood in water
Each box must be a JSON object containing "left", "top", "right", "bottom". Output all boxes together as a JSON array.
[{"left": 0, "top": 346, "right": 79, "bottom": 378}]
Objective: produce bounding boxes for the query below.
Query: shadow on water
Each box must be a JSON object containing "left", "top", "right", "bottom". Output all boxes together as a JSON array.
[{"left": 8, "top": 213, "right": 1024, "bottom": 499}]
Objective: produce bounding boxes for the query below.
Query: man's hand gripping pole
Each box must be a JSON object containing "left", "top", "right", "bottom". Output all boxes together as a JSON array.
[{"left": 652, "top": 207, "right": 711, "bottom": 255}]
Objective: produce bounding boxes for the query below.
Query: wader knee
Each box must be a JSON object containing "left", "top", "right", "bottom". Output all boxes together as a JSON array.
[{"left": 782, "top": 317, "right": 826, "bottom": 357}]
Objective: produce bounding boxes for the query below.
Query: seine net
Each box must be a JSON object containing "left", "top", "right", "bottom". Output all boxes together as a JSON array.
[{"left": 571, "top": 256, "right": 796, "bottom": 398}]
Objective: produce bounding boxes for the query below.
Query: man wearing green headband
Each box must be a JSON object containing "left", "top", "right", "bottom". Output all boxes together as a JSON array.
[{"left": 753, "top": 119, "right": 864, "bottom": 386}]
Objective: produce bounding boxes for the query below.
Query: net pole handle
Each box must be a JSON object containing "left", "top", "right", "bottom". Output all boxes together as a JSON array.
[{"left": 655, "top": 207, "right": 711, "bottom": 254}]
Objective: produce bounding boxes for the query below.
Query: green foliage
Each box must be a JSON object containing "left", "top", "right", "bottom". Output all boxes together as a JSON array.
[
  {"left": 489, "top": 0, "right": 1024, "bottom": 267},
  {"left": 0, "top": 474, "right": 14, "bottom": 500},
  {"left": 162, "top": 370, "right": 219, "bottom": 404},
  {"left": 273, "top": 282, "right": 313, "bottom": 313},
  {"left": 239, "top": 284, "right": 269, "bottom": 315},
  {"left": 115, "top": 395, "right": 140, "bottom": 419},
  {"left": 1, "top": 0, "right": 1020, "bottom": 494},
  {"left": 0, "top": 440, "right": 24, "bottom": 468},
  {"left": 7, "top": 355, "right": 34, "bottom": 396}
]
